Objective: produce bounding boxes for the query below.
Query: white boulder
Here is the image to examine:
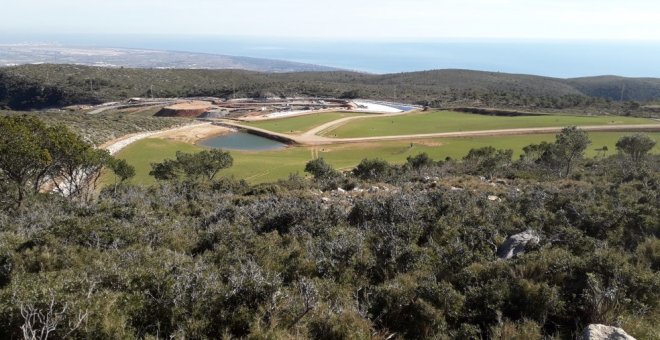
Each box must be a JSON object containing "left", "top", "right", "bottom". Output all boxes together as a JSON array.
[
  {"left": 581, "top": 324, "right": 636, "bottom": 340},
  {"left": 497, "top": 230, "right": 540, "bottom": 259}
]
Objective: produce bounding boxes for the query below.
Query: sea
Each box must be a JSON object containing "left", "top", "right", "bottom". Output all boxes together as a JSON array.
[{"left": 2, "top": 33, "right": 660, "bottom": 78}]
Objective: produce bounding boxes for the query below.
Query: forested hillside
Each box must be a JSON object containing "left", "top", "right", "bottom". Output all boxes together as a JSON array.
[
  {"left": 2, "top": 65, "right": 660, "bottom": 114},
  {"left": 567, "top": 76, "right": 660, "bottom": 102}
]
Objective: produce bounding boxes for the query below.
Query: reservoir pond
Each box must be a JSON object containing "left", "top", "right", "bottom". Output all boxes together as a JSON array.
[{"left": 199, "top": 132, "right": 287, "bottom": 151}]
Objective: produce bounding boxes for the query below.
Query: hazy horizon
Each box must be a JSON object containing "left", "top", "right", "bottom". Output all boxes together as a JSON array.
[
  {"left": 2, "top": 33, "right": 660, "bottom": 78},
  {"left": 3, "top": 0, "right": 660, "bottom": 40},
  {"left": 2, "top": 0, "right": 659, "bottom": 77}
]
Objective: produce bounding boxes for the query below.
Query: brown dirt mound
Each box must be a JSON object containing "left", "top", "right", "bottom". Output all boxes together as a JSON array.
[{"left": 155, "top": 101, "right": 214, "bottom": 117}]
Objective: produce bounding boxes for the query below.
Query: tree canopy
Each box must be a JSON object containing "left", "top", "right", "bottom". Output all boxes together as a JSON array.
[
  {"left": 616, "top": 134, "right": 657, "bottom": 162},
  {"left": 0, "top": 116, "right": 115, "bottom": 206},
  {"left": 150, "top": 149, "right": 233, "bottom": 181}
]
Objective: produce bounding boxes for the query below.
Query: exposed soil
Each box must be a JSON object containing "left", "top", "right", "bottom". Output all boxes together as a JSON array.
[
  {"left": 155, "top": 101, "right": 214, "bottom": 117},
  {"left": 153, "top": 123, "right": 232, "bottom": 144},
  {"left": 100, "top": 122, "right": 229, "bottom": 155}
]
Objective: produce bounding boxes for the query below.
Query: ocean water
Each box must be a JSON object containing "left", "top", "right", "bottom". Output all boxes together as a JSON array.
[{"left": 2, "top": 33, "right": 660, "bottom": 78}]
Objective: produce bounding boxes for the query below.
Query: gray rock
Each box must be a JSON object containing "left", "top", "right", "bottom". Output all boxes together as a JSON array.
[
  {"left": 581, "top": 324, "right": 636, "bottom": 340},
  {"left": 497, "top": 230, "right": 540, "bottom": 259}
]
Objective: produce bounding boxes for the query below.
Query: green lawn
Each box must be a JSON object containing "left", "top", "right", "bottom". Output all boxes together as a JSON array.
[
  {"left": 243, "top": 112, "right": 368, "bottom": 134},
  {"left": 316, "top": 132, "right": 660, "bottom": 171},
  {"left": 322, "top": 111, "right": 656, "bottom": 138},
  {"left": 103, "top": 132, "right": 660, "bottom": 186},
  {"left": 101, "top": 138, "right": 203, "bottom": 187}
]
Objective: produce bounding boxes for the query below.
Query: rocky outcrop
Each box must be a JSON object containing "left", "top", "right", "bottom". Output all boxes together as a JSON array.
[
  {"left": 581, "top": 324, "right": 636, "bottom": 340},
  {"left": 497, "top": 230, "right": 540, "bottom": 259}
]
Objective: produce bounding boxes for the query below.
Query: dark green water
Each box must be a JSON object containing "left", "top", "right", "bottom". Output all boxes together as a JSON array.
[{"left": 199, "top": 132, "right": 287, "bottom": 151}]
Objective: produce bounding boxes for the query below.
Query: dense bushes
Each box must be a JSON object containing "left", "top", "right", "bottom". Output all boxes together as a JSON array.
[
  {"left": 1, "top": 163, "right": 657, "bottom": 338},
  {"left": 0, "top": 126, "right": 658, "bottom": 338},
  {"left": 0, "top": 109, "right": 189, "bottom": 146},
  {"left": 1, "top": 168, "right": 657, "bottom": 338}
]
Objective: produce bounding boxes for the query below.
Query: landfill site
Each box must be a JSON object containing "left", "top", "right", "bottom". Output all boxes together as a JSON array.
[{"left": 75, "top": 96, "right": 419, "bottom": 120}]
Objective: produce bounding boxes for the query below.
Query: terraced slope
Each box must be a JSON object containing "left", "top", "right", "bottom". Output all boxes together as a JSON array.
[{"left": 322, "top": 111, "right": 656, "bottom": 138}]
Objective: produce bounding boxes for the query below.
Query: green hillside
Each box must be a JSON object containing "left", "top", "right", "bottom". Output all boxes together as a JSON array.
[{"left": 323, "top": 111, "right": 655, "bottom": 138}]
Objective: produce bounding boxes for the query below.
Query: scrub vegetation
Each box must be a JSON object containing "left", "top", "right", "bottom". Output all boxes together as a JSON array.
[
  {"left": 1, "top": 117, "right": 659, "bottom": 339},
  {"left": 0, "top": 108, "right": 189, "bottom": 145}
]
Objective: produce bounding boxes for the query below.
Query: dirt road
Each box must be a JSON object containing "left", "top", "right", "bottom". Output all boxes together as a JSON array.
[{"left": 301, "top": 110, "right": 410, "bottom": 137}]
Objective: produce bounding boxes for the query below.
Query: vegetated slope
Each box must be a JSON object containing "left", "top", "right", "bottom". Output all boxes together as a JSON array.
[
  {"left": 2, "top": 64, "right": 660, "bottom": 111},
  {"left": 373, "top": 69, "right": 583, "bottom": 97},
  {"left": 0, "top": 108, "right": 189, "bottom": 145},
  {"left": 0, "top": 45, "right": 340, "bottom": 73},
  {"left": 566, "top": 76, "right": 660, "bottom": 101}
]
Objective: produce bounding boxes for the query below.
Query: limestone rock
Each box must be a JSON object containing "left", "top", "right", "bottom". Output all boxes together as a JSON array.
[
  {"left": 497, "top": 230, "right": 540, "bottom": 259},
  {"left": 581, "top": 324, "right": 636, "bottom": 340}
]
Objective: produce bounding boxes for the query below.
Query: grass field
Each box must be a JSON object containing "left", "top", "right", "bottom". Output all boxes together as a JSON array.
[
  {"left": 243, "top": 112, "right": 368, "bottom": 134},
  {"left": 103, "top": 132, "right": 660, "bottom": 186},
  {"left": 322, "top": 111, "right": 656, "bottom": 138},
  {"left": 101, "top": 138, "right": 203, "bottom": 187}
]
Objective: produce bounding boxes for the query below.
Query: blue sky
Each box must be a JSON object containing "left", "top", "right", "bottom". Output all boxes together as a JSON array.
[{"left": 2, "top": 0, "right": 660, "bottom": 40}]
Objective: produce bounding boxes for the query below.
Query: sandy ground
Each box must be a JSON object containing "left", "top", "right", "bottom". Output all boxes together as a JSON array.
[
  {"left": 163, "top": 101, "right": 214, "bottom": 110},
  {"left": 153, "top": 123, "right": 232, "bottom": 143},
  {"left": 101, "top": 122, "right": 230, "bottom": 155}
]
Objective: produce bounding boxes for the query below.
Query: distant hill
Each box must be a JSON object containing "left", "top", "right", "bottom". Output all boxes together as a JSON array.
[
  {"left": 364, "top": 69, "right": 585, "bottom": 97},
  {"left": 1, "top": 64, "right": 660, "bottom": 114},
  {"left": 566, "top": 76, "right": 660, "bottom": 102},
  {"left": 370, "top": 70, "right": 660, "bottom": 102},
  {"left": 0, "top": 44, "right": 341, "bottom": 73}
]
